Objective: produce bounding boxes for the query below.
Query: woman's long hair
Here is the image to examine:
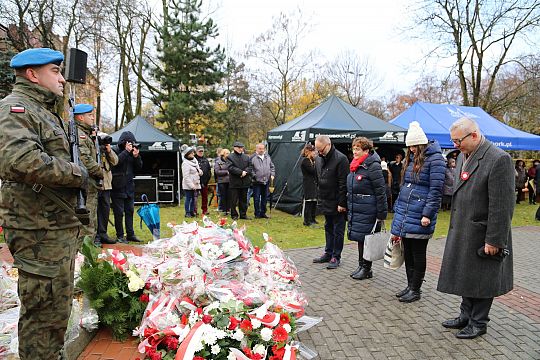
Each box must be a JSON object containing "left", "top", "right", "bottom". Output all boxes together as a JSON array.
[
  {"left": 301, "top": 143, "right": 315, "bottom": 158},
  {"left": 401, "top": 144, "right": 427, "bottom": 182}
]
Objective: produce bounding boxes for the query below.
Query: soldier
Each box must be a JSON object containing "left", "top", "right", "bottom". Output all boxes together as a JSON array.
[
  {"left": 74, "top": 104, "right": 103, "bottom": 244},
  {"left": 0, "top": 48, "right": 89, "bottom": 359}
]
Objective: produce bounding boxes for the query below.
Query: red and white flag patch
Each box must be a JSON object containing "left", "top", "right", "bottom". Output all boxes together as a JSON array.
[
  {"left": 10, "top": 106, "right": 25, "bottom": 113},
  {"left": 79, "top": 134, "right": 87, "bottom": 140}
]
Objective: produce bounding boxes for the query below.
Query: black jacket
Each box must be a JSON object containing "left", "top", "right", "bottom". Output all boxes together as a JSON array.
[
  {"left": 301, "top": 157, "right": 317, "bottom": 200},
  {"left": 111, "top": 131, "right": 143, "bottom": 198},
  {"left": 226, "top": 151, "right": 252, "bottom": 189},
  {"left": 315, "top": 146, "right": 349, "bottom": 215},
  {"left": 195, "top": 155, "right": 211, "bottom": 186}
]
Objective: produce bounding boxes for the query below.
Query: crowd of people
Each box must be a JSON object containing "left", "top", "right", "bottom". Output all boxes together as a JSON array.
[
  {"left": 184, "top": 141, "right": 276, "bottom": 221},
  {"left": 0, "top": 48, "right": 535, "bottom": 359},
  {"left": 306, "top": 118, "right": 519, "bottom": 339}
]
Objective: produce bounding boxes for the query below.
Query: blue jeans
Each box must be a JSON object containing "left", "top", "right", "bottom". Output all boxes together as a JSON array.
[
  {"left": 252, "top": 183, "right": 269, "bottom": 217},
  {"left": 184, "top": 190, "right": 195, "bottom": 215},
  {"left": 324, "top": 212, "right": 346, "bottom": 260}
]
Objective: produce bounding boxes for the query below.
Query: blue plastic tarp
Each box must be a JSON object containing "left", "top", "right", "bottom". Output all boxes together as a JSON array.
[{"left": 390, "top": 102, "right": 540, "bottom": 150}]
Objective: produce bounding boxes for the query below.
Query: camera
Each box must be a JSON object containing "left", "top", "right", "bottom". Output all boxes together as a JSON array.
[{"left": 98, "top": 135, "right": 113, "bottom": 146}]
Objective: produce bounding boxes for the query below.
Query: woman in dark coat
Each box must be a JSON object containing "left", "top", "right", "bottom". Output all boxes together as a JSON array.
[
  {"left": 347, "top": 137, "right": 387, "bottom": 280},
  {"left": 214, "top": 149, "right": 230, "bottom": 215},
  {"left": 301, "top": 144, "right": 318, "bottom": 226},
  {"left": 442, "top": 157, "right": 456, "bottom": 210},
  {"left": 515, "top": 160, "right": 527, "bottom": 204},
  {"left": 390, "top": 121, "right": 445, "bottom": 303}
]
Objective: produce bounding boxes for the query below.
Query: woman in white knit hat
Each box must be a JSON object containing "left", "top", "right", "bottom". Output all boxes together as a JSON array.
[{"left": 390, "top": 121, "right": 446, "bottom": 303}]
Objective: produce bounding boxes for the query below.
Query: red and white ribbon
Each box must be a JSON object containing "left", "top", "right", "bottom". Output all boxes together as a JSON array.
[{"left": 175, "top": 321, "right": 207, "bottom": 360}]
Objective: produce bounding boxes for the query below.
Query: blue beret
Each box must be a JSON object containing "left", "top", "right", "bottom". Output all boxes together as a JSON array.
[
  {"left": 10, "top": 48, "right": 64, "bottom": 69},
  {"left": 74, "top": 104, "right": 94, "bottom": 115}
]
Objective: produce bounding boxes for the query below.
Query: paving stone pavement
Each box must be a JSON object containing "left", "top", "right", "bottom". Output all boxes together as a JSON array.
[{"left": 289, "top": 225, "right": 540, "bottom": 360}]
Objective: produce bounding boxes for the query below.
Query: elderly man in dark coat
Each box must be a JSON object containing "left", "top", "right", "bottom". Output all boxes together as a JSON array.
[{"left": 437, "top": 117, "right": 514, "bottom": 339}]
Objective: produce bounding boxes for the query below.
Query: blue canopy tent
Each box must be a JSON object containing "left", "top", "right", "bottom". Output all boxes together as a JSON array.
[{"left": 390, "top": 102, "right": 540, "bottom": 150}]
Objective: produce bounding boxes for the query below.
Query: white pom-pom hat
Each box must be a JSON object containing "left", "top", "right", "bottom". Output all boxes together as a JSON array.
[{"left": 405, "top": 121, "right": 429, "bottom": 146}]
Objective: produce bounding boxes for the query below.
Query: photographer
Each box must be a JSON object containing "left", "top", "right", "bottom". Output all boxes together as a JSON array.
[
  {"left": 96, "top": 132, "right": 118, "bottom": 245},
  {"left": 74, "top": 104, "right": 104, "bottom": 243},
  {"left": 111, "top": 131, "right": 142, "bottom": 243}
]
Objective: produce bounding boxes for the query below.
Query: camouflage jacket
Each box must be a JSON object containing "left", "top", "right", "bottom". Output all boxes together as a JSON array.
[
  {"left": 0, "top": 77, "right": 86, "bottom": 230},
  {"left": 77, "top": 121, "right": 103, "bottom": 191}
]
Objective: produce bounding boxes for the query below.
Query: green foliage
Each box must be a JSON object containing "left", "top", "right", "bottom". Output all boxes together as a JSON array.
[
  {"left": 76, "top": 238, "right": 145, "bottom": 340},
  {"left": 152, "top": 0, "right": 225, "bottom": 138},
  {"left": 0, "top": 50, "right": 16, "bottom": 99}
]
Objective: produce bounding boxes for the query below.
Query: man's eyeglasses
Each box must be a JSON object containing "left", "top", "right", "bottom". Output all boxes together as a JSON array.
[
  {"left": 316, "top": 143, "right": 329, "bottom": 155},
  {"left": 451, "top": 132, "right": 472, "bottom": 145}
]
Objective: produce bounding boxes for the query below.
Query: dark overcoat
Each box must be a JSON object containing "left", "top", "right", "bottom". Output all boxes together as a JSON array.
[
  {"left": 301, "top": 157, "right": 317, "bottom": 200},
  {"left": 437, "top": 140, "right": 514, "bottom": 298},
  {"left": 226, "top": 151, "right": 252, "bottom": 189},
  {"left": 346, "top": 151, "right": 387, "bottom": 241},
  {"left": 315, "top": 146, "right": 349, "bottom": 215}
]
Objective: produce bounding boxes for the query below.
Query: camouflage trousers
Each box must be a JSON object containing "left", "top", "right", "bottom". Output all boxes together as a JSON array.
[
  {"left": 79, "top": 189, "right": 98, "bottom": 247},
  {"left": 4, "top": 226, "right": 80, "bottom": 360}
]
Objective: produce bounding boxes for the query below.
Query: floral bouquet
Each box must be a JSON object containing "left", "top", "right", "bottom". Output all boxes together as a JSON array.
[
  {"left": 76, "top": 238, "right": 149, "bottom": 340},
  {"left": 138, "top": 298, "right": 299, "bottom": 360}
]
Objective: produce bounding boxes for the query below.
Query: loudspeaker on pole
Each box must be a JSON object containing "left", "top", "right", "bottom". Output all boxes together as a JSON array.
[{"left": 65, "top": 48, "right": 87, "bottom": 84}]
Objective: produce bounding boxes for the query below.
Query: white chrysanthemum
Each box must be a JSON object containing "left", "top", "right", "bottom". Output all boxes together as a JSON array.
[
  {"left": 200, "top": 243, "right": 223, "bottom": 260},
  {"left": 193, "top": 340, "right": 204, "bottom": 353},
  {"left": 211, "top": 344, "right": 221, "bottom": 355},
  {"left": 253, "top": 344, "right": 266, "bottom": 355},
  {"left": 204, "top": 301, "right": 220, "bottom": 313},
  {"left": 232, "top": 329, "right": 244, "bottom": 341},
  {"left": 222, "top": 240, "right": 240, "bottom": 256},
  {"left": 125, "top": 270, "right": 145, "bottom": 292},
  {"left": 227, "top": 352, "right": 236, "bottom": 360},
  {"left": 260, "top": 327, "right": 273, "bottom": 342},
  {"left": 251, "top": 319, "right": 262, "bottom": 329},
  {"left": 283, "top": 324, "right": 292, "bottom": 333},
  {"left": 188, "top": 311, "right": 199, "bottom": 326}
]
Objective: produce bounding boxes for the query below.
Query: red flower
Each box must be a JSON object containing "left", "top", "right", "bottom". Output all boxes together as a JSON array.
[
  {"left": 196, "top": 307, "right": 203, "bottom": 315},
  {"left": 228, "top": 316, "right": 240, "bottom": 330},
  {"left": 271, "top": 345, "right": 286, "bottom": 358},
  {"left": 150, "top": 352, "right": 162, "bottom": 360},
  {"left": 242, "top": 347, "right": 253, "bottom": 357},
  {"left": 143, "top": 327, "right": 158, "bottom": 338},
  {"left": 272, "top": 326, "right": 288, "bottom": 342},
  {"left": 240, "top": 319, "right": 253, "bottom": 332},
  {"left": 279, "top": 313, "right": 289, "bottom": 325},
  {"left": 145, "top": 282, "right": 151, "bottom": 290},
  {"left": 202, "top": 314, "right": 213, "bottom": 324},
  {"left": 251, "top": 354, "right": 263, "bottom": 360},
  {"left": 139, "top": 293, "right": 150, "bottom": 302},
  {"left": 193, "top": 357, "right": 205, "bottom": 360},
  {"left": 181, "top": 313, "right": 189, "bottom": 326},
  {"left": 166, "top": 337, "right": 179, "bottom": 350},
  {"left": 219, "top": 218, "right": 227, "bottom": 226}
]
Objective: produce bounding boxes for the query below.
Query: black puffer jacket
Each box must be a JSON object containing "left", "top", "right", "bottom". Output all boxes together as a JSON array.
[
  {"left": 195, "top": 154, "right": 211, "bottom": 186},
  {"left": 315, "top": 145, "right": 349, "bottom": 215},
  {"left": 111, "top": 131, "right": 143, "bottom": 198},
  {"left": 226, "top": 150, "right": 252, "bottom": 189},
  {"left": 347, "top": 151, "right": 387, "bottom": 242}
]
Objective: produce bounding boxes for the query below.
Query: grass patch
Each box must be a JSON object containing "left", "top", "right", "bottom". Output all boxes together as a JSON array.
[{"left": 106, "top": 201, "right": 539, "bottom": 249}]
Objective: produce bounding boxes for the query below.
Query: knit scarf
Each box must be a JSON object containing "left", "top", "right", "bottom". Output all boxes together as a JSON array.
[{"left": 350, "top": 153, "right": 369, "bottom": 172}]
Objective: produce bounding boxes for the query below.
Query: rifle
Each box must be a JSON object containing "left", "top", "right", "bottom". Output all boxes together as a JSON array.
[
  {"left": 65, "top": 48, "right": 90, "bottom": 225},
  {"left": 93, "top": 125, "right": 104, "bottom": 189}
]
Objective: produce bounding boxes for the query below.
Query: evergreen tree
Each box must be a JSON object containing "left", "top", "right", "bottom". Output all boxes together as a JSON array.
[
  {"left": 152, "top": 0, "right": 225, "bottom": 138},
  {"left": 0, "top": 50, "right": 15, "bottom": 99}
]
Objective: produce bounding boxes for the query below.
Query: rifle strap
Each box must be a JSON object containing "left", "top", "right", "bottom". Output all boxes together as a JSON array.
[{"left": 32, "top": 184, "right": 89, "bottom": 225}]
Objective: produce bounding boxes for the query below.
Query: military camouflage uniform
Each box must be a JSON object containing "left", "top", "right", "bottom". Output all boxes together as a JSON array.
[
  {"left": 0, "top": 77, "right": 87, "bottom": 360},
  {"left": 77, "top": 121, "right": 103, "bottom": 241}
]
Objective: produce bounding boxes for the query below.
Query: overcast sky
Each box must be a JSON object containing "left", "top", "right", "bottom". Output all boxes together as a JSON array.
[
  {"left": 210, "top": 0, "right": 432, "bottom": 96},
  {"left": 102, "top": 0, "right": 438, "bottom": 122}
]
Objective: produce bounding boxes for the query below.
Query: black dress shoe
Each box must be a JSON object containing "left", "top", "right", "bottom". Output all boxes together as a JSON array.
[
  {"left": 117, "top": 237, "right": 128, "bottom": 244},
  {"left": 455, "top": 324, "right": 487, "bottom": 339},
  {"left": 351, "top": 267, "right": 372, "bottom": 280},
  {"left": 127, "top": 236, "right": 142, "bottom": 242},
  {"left": 442, "top": 317, "right": 469, "bottom": 329},
  {"left": 395, "top": 286, "right": 410, "bottom": 298},
  {"left": 313, "top": 253, "right": 332, "bottom": 263},
  {"left": 239, "top": 216, "right": 252, "bottom": 220},
  {"left": 326, "top": 258, "right": 340, "bottom": 269},
  {"left": 399, "top": 289, "right": 421, "bottom": 303},
  {"left": 100, "top": 236, "right": 117, "bottom": 245}
]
